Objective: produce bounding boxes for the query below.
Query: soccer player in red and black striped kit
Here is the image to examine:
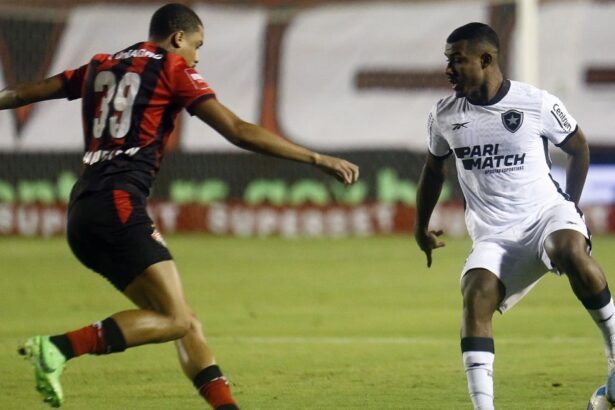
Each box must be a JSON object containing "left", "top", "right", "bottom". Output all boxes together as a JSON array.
[{"left": 0, "top": 3, "right": 359, "bottom": 408}]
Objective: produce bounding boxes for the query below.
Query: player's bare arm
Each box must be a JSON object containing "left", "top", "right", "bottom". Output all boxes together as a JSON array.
[
  {"left": 0, "top": 74, "right": 66, "bottom": 110},
  {"left": 414, "top": 152, "right": 447, "bottom": 267},
  {"left": 192, "top": 97, "right": 359, "bottom": 185},
  {"left": 558, "top": 127, "right": 590, "bottom": 205}
]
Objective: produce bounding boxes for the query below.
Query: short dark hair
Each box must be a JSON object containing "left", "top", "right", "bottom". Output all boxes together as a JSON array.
[
  {"left": 149, "top": 3, "right": 203, "bottom": 40},
  {"left": 447, "top": 22, "right": 500, "bottom": 51}
]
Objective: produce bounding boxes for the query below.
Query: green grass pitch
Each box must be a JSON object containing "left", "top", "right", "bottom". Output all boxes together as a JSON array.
[{"left": 2, "top": 234, "right": 615, "bottom": 409}]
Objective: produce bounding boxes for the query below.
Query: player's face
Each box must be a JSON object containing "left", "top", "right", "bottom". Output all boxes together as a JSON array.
[
  {"left": 174, "top": 25, "right": 204, "bottom": 68},
  {"left": 444, "top": 40, "right": 485, "bottom": 99}
]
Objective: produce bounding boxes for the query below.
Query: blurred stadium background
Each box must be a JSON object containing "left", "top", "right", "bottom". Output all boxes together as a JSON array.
[{"left": 0, "top": 0, "right": 613, "bottom": 238}]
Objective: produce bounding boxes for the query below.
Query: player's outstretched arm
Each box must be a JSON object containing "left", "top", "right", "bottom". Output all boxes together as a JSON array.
[
  {"left": 558, "top": 127, "right": 589, "bottom": 206},
  {"left": 0, "top": 74, "right": 66, "bottom": 110},
  {"left": 414, "top": 153, "right": 447, "bottom": 267},
  {"left": 192, "top": 98, "right": 359, "bottom": 185}
]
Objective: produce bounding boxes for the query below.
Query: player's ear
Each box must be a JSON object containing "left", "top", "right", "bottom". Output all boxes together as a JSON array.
[
  {"left": 170, "top": 31, "right": 185, "bottom": 48},
  {"left": 480, "top": 52, "right": 493, "bottom": 69}
]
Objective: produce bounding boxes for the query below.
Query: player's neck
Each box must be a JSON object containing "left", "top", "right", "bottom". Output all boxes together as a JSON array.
[
  {"left": 467, "top": 72, "right": 504, "bottom": 105},
  {"left": 149, "top": 38, "right": 170, "bottom": 51}
]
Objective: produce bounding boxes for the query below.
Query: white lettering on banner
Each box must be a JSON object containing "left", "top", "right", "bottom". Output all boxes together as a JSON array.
[
  {"left": 155, "top": 203, "right": 180, "bottom": 233},
  {"left": 206, "top": 203, "right": 397, "bottom": 237},
  {"left": 0, "top": 206, "right": 66, "bottom": 237},
  {"left": 257, "top": 208, "right": 278, "bottom": 236},
  {"left": 208, "top": 203, "right": 227, "bottom": 235},
  {"left": 429, "top": 206, "right": 467, "bottom": 238},
  {"left": 1, "top": 203, "right": 615, "bottom": 237},
  {"left": 0, "top": 204, "right": 13, "bottom": 233},
  {"left": 374, "top": 205, "right": 395, "bottom": 233},
  {"left": 17, "top": 207, "right": 39, "bottom": 236},
  {"left": 41, "top": 208, "right": 64, "bottom": 237},
  {"left": 280, "top": 209, "right": 298, "bottom": 237}
]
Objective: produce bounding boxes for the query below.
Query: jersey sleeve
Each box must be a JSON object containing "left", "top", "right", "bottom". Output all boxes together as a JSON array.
[
  {"left": 170, "top": 59, "right": 216, "bottom": 115},
  {"left": 540, "top": 90, "right": 578, "bottom": 146},
  {"left": 61, "top": 64, "right": 89, "bottom": 100},
  {"left": 427, "top": 103, "right": 451, "bottom": 157}
]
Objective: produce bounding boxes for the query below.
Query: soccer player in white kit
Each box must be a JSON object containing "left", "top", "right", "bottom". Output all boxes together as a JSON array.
[{"left": 414, "top": 22, "right": 615, "bottom": 409}]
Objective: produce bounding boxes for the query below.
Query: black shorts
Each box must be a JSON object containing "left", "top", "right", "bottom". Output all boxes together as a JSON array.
[{"left": 67, "top": 186, "right": 172, "bottom": 291}]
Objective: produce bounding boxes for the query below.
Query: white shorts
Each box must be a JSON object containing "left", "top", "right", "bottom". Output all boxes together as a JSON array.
[{"left": 461, "top": 200, "right": 591, "bottom": 313}]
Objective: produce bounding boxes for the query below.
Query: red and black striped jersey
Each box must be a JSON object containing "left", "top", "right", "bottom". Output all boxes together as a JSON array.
[{"left": 62, "top": 41, "right": 215, "bottom": 197}]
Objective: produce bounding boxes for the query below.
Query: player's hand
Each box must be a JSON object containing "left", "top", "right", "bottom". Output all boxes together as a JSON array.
[
  {"left": 315, "top": 154, "right": 359, "bottom": 185},
  {"left": 414, "top": 229, "right": 445, "bottom": 268}
]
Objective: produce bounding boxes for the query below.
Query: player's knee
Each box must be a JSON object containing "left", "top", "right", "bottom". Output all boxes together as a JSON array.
[
  {"left": 165, "top": 314, "right": 190, "bottom": 339},
  {"left": 461, "top": 272, "right": 502, "bottom": 316},
  {"left": 166, "top": 307, "right": 195, "bottom": 338},
  {"left": 175, "top": 306, "right": 206, "bottom": 338},
  {"left": 190, "top": 314, "right": 204, "bottom": 334},
  {"left": 544, "top": 231, "right": 590, "bottom": 271},
  {"left": 463, "top": 285, "right": 497, "bottom": 313},
  {"left": 546, "top": 242, "right": 587, "bottom": 273}
]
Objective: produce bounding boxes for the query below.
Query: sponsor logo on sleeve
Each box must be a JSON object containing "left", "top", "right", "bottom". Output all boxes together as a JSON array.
[
  {"left": 184, "top": 68, "right": 210, "bottom": 91},
  {"left": 550, "top": 104, "right": 572, "bottom": 132}
]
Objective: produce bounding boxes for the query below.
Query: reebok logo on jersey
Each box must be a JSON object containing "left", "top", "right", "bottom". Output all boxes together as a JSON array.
[
  {"left": 184, "top": 68, "right": 209, "bottom": 90},
  {"left": 454, "top": 143, "right": 526, "bottom": 173},
  {"left": 452, "top": 121, "right": 470, "bottom": 130},
  {"left": 501, "top": 109, "right": 523, "bottom": 133},
  {"left": 550, "top": 104, "right": 572, "bottom": 132}
]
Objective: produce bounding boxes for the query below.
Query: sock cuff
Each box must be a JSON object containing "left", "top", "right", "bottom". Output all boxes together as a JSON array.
[
  {"left": 580, "top": 286, "right": 612, "bottom": 310},
  {"left": 462, "top": 350, "right": 495, "bottom": 365},
  {"left": 101, "top": 317, "right": 127, "bottom": 354},
  {"left": 461, "top": 337, "right": 495, "bottom": 353},
  {"left": 49, "top": 335, "right": 75, "bottom": 360},
  {"left": 193, "top": 365, "right": 224, "bottom": 389}
]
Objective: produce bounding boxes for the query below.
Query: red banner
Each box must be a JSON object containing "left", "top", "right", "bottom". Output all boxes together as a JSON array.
[{"left": 2, "top": 202, "right": 615, "bottom": 237}]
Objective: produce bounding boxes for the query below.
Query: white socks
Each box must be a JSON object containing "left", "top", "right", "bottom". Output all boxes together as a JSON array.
[
  {"left": 587, "top": 297, "right": 615, "bottom": 358},
  {"left": 463, "top": 350, "right": 495, "bottom": 410}
]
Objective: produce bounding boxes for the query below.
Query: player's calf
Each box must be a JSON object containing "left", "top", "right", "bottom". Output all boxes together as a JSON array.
[{"left": 48, "top": 317, "right": 126, "bottom": 360}]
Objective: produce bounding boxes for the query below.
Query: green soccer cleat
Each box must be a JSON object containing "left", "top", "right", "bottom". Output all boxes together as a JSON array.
[{"left": 19, "top": 336, "right": 66, "bottom": 408}]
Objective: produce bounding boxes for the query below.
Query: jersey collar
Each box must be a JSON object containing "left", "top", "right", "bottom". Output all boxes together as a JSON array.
[{"left": 471, "top": 79, "right": 511, "bottom": 106}]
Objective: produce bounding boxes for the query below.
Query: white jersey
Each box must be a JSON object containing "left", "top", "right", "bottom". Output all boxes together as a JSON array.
[{"left": 428, "top": 80, "right": 579, "bottom": 241}]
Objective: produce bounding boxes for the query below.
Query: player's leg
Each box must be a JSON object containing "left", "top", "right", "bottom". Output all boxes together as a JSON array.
[
  {"left": 544, "top": 229, "right": 615, "bottom": 400},
  {"left": 544, "top": 229, "right": 606, "bottom": 299},
  {"left": 460, "top": 268, "right": 505, "bottom": 410},
  {"left": 122, "top": 261, "right": 239, "bottom": 410},
  {"left": 20, "top": 260, "right": 192, "bottom": 408}
]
